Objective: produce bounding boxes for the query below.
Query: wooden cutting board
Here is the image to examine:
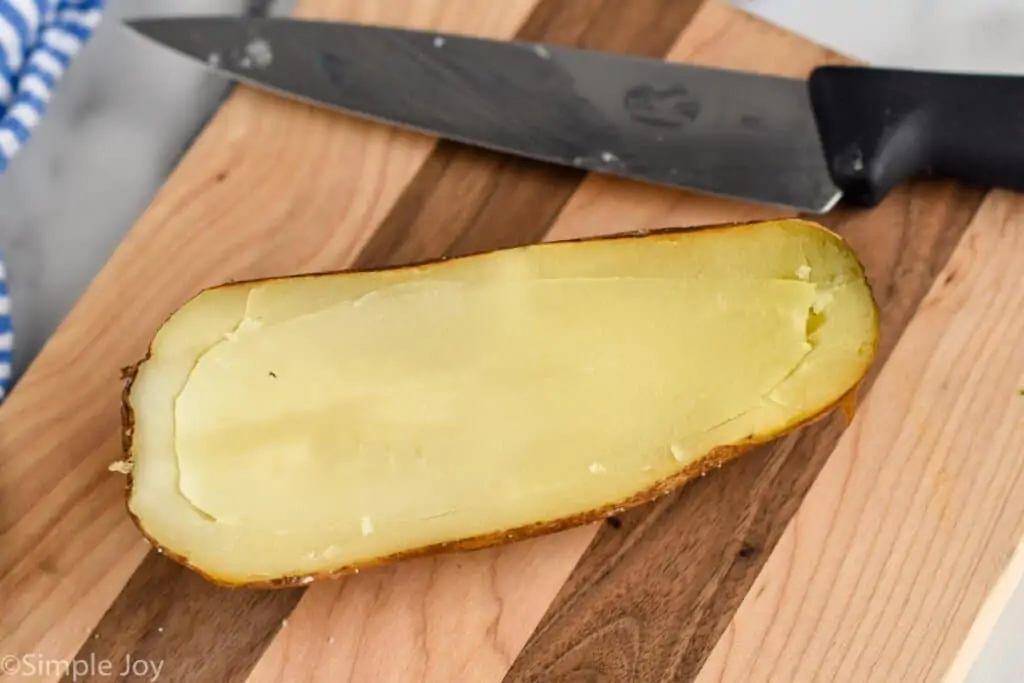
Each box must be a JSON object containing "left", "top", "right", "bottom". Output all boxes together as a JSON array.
[{"left": 1, "top": 1, "right": 1021, "bottom": 681}]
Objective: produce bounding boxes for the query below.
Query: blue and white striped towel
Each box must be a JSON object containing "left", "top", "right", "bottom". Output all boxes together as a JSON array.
[{"left": 0, "top": 0, "right": 105, "bottom": 402}]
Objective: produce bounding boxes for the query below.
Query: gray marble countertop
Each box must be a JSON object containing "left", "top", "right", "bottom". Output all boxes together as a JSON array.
[
  {"left": 0, "top": 0, "right": 287, "bottom": 382},
  {"left": 0, "top": 0, "right": 1020, "bottom": 680}
]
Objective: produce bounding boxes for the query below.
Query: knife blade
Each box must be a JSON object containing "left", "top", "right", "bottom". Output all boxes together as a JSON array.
[{"left": 124, "top": 16, "right": 1024, "bottom": 213}]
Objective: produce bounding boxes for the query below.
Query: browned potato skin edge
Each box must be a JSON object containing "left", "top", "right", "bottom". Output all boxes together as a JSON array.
[{"left": 117, "top": 218, "right": 881, "bottom": 589}]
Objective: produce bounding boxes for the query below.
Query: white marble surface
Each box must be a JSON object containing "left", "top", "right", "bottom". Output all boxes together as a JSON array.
[
  {"left": 0, "top": 0, "right": 291, "bottom": 381},
  {"left": 0, "top": 0, "right": 232, "bottom": 379},
  {"left": 733, "top": 0, "right": 1024, "bottom": 74},
  {"left": 0, "top": 0, "right": 1020, "bottom": 680}
]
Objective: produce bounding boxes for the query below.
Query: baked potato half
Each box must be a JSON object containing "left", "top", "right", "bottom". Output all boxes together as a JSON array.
[{"left": 118, "top": 218, "right": 879, "bottom": 587}]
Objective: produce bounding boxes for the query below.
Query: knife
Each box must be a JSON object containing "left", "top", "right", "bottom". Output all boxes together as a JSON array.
[{"left": 124, "top": 16, "right": 1024, "bottom": 213}]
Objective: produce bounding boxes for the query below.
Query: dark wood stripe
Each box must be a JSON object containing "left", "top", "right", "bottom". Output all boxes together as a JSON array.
[
  {"left": 66, "top": 2, "right": 707, "bottom": 682},
  {"left": 502, "top": 183, "right": 988, "bottom": 682},
  {"left": 353, "top": 144, "right": 581, "bottom": 268},
  {"left": 66, "top": 553, "right": 302, "bottom": 683}
]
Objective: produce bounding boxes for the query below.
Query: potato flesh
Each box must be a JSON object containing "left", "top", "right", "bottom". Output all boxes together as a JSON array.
[{"left": 127, "top": 220, "right": 877, "bottom": 583}]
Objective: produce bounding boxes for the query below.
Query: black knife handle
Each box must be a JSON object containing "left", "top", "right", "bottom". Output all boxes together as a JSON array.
[{"left": 808, "top": 65, "right": 1024, "bottom": 206}]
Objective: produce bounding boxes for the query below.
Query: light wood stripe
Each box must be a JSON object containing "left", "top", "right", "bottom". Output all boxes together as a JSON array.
[{"left": 694, "top": 190, "right": 1024, "bottom": 683}]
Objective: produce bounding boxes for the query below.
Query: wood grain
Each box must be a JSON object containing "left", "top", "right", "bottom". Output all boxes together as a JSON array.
[
  {"left": 1, "top": 1, "right": 1013, "bottom": 682},
  {"left": 67, "top": 553, "right": 302, "bottom": 683},
  {"left": 694, "top": 190, "right": 1024, "bottom": 683},
  {"left": 502, "top": 2, "right": 991, "bottom": 680},
  {"left": 246, "top": 528, "right": 597, "bottom": 683},
  {"left": 0, "top": 1, "right": 536, "bottom": 681}
]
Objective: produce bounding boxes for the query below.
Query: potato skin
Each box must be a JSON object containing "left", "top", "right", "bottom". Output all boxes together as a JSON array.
[{"left": 117, "top": 219, "right": 880, "bottom": 589}]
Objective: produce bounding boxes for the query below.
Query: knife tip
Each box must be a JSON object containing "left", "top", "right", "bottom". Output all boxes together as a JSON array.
[
  {"left": 119, "top": 15, "right": 237, "bottom": 62},
  {"left": 120, "top": 15, "right": 231, "bottom": 34},
  {"left": 120, "top": 16, "right": 174, "bottom": 40}
]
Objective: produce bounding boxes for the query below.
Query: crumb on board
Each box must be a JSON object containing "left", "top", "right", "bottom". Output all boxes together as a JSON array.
[{"left": 108, "top": 460, "right": 133, "bottom": 474}]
